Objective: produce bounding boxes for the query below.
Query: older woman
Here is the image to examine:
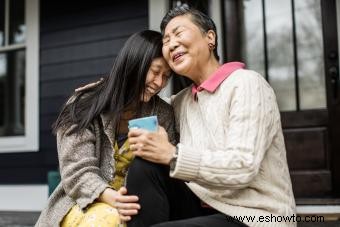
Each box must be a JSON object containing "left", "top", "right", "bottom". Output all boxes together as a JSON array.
[{"left": 128, "top": 5, "right": 296, "bottom": 227}]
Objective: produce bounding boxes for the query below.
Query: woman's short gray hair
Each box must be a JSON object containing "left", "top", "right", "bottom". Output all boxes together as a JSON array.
[{"left": 160, "top": 5, "right": 219, "bottom": 60}]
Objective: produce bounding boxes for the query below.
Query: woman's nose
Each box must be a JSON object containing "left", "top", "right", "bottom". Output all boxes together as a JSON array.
[
  {"left": 154, "top": 75, "right": 164, "bottom": 88},
  {"left": 168, "top": 38, "right": 178, "bottom": 51}
]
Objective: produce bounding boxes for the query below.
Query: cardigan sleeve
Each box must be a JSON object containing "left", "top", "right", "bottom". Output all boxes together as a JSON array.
[
  {"left": 156, "top": 97, "right": 178, "bottom": 145},
  {"left": 170, "top": 71, "right": 278, "bottom": 189},
  {"left": 163, "top": 106, "right": 178, "bottom": 146},
  {"left": 57, "top": 123, "right": 109, "bottom": 209}
]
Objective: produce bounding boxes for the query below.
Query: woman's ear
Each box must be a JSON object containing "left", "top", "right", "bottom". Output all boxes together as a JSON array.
[{"left": 206, "top": 30, "right": 216, "bottom": 46}]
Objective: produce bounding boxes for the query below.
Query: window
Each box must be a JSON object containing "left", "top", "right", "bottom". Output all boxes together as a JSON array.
[
  {"left": 0, "top": 0, "right": 39, "bottom": 152},
  {"left": 240, "top": 0, "right": 326, "bottom": 111}
]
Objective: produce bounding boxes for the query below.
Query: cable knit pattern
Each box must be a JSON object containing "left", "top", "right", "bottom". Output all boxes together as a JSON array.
[{"left": 171, "top": 69, "right": 296, "bottom": 227}]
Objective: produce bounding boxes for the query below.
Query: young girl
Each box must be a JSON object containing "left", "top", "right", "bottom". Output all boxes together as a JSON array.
[{"left": 35, "top": 30, "right": 176, "bottom": 227}]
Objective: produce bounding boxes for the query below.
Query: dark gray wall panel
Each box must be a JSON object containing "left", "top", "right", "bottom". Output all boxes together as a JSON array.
[
  {"left": 41, "top": 76, "right": 104, "bottom": 98},
  {"left": 40, "top": 97, "right": 68, "bottom": 116},
  {"left": 40, "top": 39, "right": 124, "bottom": 65},
  {"left": 0, "top": 0, "right": 148, "bottom": 184},
  {"left": 41, "top": 17, "right": 147, "bottom": 49},
  {"left": 40, "top": 57, "right": 113, "bottom": 82},
  {"left": 41, "top": 1, "right": 147, "bottom": 32}
]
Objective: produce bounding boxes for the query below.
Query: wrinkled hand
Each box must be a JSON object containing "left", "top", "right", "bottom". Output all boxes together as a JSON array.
[
  {"left": 98, "top": 187, "right": 140, "bottom": 222},
  {"left": 128, "top": 126, "right": 176, "bottom": 165}
]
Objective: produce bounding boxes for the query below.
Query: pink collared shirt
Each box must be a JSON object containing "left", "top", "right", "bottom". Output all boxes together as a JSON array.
[{"left": 191, "top": 62, "right": 245, "bottom": 99}]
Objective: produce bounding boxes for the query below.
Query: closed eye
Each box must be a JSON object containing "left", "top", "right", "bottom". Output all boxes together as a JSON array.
[
  {"left": 163, "top": 38, "right": 170, "bottom": 45},
  {"left": 175, "top": 31, "right": 183, "bottom": 36},
  {"left": 152, "top": 70, "right": 160, "bottom": 76}
]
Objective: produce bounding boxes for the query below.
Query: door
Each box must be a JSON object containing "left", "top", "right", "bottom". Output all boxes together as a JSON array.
[
  {"left": 171, "top": 0, "right": 340, "bottom": 203},
  {"left": 223, "top": 0, "right": 340, "bottom": 203}
]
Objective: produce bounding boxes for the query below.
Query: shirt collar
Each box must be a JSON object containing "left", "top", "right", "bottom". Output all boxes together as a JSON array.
[{"left": 191, "top": 62, "right": 245, "bottom": 98}]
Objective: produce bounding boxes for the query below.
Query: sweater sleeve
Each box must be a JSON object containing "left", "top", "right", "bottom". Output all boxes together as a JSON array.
[
  {"left": 165, "top": 110, "right": 178, "bottom": 146},
  {"left": 170, "top": 72, "right": 278, "bottom": 189},
  {"left": 57, "top": 124, "right": 109, "bottom": 209},
  {"left": 156, "top": 97, "right": 178, "bottom": 145}
]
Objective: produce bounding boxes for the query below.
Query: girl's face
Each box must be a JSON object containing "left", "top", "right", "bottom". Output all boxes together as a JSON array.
[{"left": 142, "top": 57, "right": 171, "bottom": 102}]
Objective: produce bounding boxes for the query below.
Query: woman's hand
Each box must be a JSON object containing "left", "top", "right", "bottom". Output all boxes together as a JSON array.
[
  {"left": 98, "top": 187, "right": 140, "bottom": 222},
  {"left": 128, "top": 126, "right": 176, "bottom": 165}
]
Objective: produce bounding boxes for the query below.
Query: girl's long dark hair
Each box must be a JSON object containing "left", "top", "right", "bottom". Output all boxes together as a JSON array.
[{"left": 53, "top": 30, "right": 164, "bottom": 134}]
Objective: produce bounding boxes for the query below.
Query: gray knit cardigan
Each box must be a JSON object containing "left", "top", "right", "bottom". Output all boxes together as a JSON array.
[{"left": 35, "top": 96, "right": 176, "bottom": 227}]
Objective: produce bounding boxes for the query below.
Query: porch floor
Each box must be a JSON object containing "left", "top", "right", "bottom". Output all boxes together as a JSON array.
[{"left": 0, "top": 211, "right": 339, "bottom": 227}]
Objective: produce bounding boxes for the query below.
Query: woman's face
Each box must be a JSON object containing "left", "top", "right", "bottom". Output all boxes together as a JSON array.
[
  {"left": 162, "top": 15, "right": 214, "bottom": 77},
  {"left": 142, "top": 57, "right": 171, "bottom": 102}
]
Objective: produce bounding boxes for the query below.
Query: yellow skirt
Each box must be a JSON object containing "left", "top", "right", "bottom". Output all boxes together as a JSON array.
[{"left": 61, "top": 202, "right": 124, "bottom": 227}]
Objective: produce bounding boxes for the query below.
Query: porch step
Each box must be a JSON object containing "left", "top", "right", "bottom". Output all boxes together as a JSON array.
[
  {"left": 297, "top": 205, "right": 340, "bottom": 219},
  {"left": 0, "top": 211, "right": 40, "bottom": 227},
  {"left": 296, "top": 205, "right": 340, "bottom": 226}
]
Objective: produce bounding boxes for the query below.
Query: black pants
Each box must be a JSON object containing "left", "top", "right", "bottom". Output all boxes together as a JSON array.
[{"left": 126, "top": 158, "right": 247, "bottom": 227}]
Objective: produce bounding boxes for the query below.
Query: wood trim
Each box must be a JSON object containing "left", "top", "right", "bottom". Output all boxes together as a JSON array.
[
  {"left": 297, "top": 199, "right": 340, "bottom": 206},
  {"left": 321, "top": 0, "right": 340, "bottom": 197},
  {"left": 281, "top": 110, "right": 328, "bottom": 128},
  {"left": 0, "top": 0, "right": 39, "bottom": 153},
  {"left": 148, "top": 0, "right": 168, "bottom": 32},
  {"left": 284, "top": 127, "right": 328, "bottom": 170},
  {"left": 296, "top": 205, "right": 340, "bottom": 221},
  {"left": 290, "top": 170, "right": 332, "bottom": 197},
  {"left": 0, "top": 185, "right": 48, "bottom": 211},
  {"left": 223, "top": 0, "right": 242, "bottom": 61},
  {"left": 209, "top": 0, "right": 224, "bottom": 61}
]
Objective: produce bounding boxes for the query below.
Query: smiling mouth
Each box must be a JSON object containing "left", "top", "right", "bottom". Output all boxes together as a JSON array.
[
  {"left": 146, "top": 87, "right": 158, "bottom": 94},
  {"left": 172, "top": 52, "right": 185, "bottom": 62}
]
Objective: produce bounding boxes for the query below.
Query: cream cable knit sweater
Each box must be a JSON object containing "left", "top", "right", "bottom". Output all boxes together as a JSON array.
[{"left": 171, "top": 69, "right": 296, "bottom": 227}]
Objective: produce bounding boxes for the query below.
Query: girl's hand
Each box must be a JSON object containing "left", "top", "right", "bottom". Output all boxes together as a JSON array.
[{"left": 98, "top": 187, "right": 140, "bottom": 222}]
